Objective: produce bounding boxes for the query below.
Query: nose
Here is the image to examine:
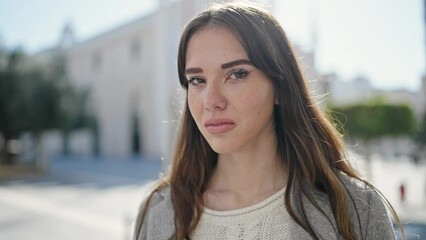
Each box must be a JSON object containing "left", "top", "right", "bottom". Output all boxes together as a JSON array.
[{"left": 205, "top": 83, "right": 226, "bottom": 111}]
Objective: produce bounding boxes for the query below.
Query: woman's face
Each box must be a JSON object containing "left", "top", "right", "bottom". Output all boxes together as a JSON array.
[{"left": 185, "top": 26, "right": 276, "bottom": 154}]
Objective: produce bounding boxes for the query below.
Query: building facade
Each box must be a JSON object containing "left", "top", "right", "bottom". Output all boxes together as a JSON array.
[
  {"left": 35, "top": 0, "right": 425, "bottom": 163},
  {"left": 66, "top": 0, "right": 215, "bottom": 161}
]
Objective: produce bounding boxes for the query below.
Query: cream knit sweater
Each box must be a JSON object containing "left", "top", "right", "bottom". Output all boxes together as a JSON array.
[
  {"left": 190, "top": 187, "right": 289, "bottom": 240},
  {"left": 134, "top": 174, "right": 397, "bottom": 240}
]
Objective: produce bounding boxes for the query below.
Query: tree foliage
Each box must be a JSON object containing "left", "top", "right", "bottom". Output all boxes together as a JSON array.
[
  {"left": 0, "top": 47, "right": 93, "bottom": 164},
  {"left": 0, "top": 49, "right": 33, "bottom": 139},
  {"left": 415, "top": 112, "right": 426, "bottom": 147},
  {"left": 332, "top": 102, "right": 416, "bottom": 140}
]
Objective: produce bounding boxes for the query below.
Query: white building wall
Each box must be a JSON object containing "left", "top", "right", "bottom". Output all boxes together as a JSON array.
[
  {"left": 67, "top": 14, "right": 159, "bottom": 158},
  {"left": 69, "top": 130, "right": 93, "bottom": 156},
  {"left": 65, "top": 0, "right": 214, "bottom": 160}
]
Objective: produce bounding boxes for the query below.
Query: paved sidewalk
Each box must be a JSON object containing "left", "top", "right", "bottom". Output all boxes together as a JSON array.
[
  {"left": 0, "top": 155, "right": 425, "bottom": 239},
  {"left": 365, "top": 155, "right": 426, "bottom": 224},
  {"left": 0, "top": 156, "right": 163, "bottom": 240}
]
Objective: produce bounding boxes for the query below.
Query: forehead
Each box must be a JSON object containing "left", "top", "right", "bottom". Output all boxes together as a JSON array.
[{"left": 185, "top": 26, "right": 249, "bottom": 68}]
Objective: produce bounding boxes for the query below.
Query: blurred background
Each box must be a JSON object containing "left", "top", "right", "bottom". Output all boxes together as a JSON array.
[{"left": 0, "top": 0, "right": 425, "bottom": 239}]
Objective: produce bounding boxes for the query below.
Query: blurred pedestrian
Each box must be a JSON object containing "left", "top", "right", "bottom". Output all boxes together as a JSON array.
[
  {"left": 399, "top": 182, "right": 406, "bottom": 204},
  {"left": 134, "top": 2, "right": 402, "bottom": 240}
]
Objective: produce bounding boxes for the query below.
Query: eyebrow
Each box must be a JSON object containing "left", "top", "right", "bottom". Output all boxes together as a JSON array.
[
  {"left": 185, "top": 67, "right": 202, "bottom": 74},
  {"left": 184, "top": 59, "right": 252, "bottom": 75},
  {"left": 221, "top": 59, "right": 252, "bottom": 69}
]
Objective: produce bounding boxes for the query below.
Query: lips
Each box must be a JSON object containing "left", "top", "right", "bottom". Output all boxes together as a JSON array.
[{"left": 204, "top": 118, "right": 236, "bottom": 134}]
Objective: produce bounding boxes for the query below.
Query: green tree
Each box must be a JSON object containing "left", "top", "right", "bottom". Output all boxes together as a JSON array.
[
  {"left": 414, "top": 112, "right": 426, "bottom": 163},
  {"left": 0, "top": 48, "right": 30, "bottom": 164},
  {"left": 59, "top": 85, "right": 95, "bottom": 156},
  {"left": 416, "top": 113, "right": 426, "bottom": 145},
  {"left": 0, "top": 47, "right": 94, "bottom": 169},
  {"left": 332, "top": 102, "right": 416, "bottom": 178},
  {"left": 333, "top": 103, "right": 416, "bottom": 139}
]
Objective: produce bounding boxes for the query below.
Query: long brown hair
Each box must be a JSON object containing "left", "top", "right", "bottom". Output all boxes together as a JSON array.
[{"left": 137, "top": 2, "right": 403, "bottom": 240}]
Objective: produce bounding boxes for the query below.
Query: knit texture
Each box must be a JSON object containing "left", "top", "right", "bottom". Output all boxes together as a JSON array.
[
  {"left": 190, "top": 187, "right": 291, "bottom": 240},
  {"left": 134, "top": 174, "right": 397, "bottom": 240}
]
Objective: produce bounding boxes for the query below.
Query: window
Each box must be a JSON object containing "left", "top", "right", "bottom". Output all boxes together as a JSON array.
[
  {"left": 129, "top": 39, "right": 142, "bottom": 61},
  {"left": 92, "top": 51, "right": 102, "bottom": 71}
]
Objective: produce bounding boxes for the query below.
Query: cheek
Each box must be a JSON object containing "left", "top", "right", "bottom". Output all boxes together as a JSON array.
[
  {"left": 187, "top": 92, "right": 202, "bottom": 119},
  {"left": 239, "top": 85, "right": 257, "bottom": 103},
  {"left": 245, "top": 89, "right": 274, "bottom": 119},
  {"left": 240, "top": 85, "right": 270, "bottom": 111}
]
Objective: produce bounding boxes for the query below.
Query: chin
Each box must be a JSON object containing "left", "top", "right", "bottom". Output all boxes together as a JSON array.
[{"left": 208, "top": 141, "right": 239, "bottom": 154}]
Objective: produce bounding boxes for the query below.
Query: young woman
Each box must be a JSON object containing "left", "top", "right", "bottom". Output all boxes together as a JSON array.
[{"left": 134, "top": 2, "right": 402, "bottom": 240}]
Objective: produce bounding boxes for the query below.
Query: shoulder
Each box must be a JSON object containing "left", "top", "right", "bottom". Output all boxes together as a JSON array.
[
  {"left": 339, "top": 173, "right": 396, "bottom": 239},
  {"left": 304, "top": 173, "right": 396, "bottom": 239},
  {"left": 143, "top": 184, "right": 173, "bottom": 212},
  {"left": 134, "top": 184, "right": 175, "bottom": 240},
  {"left": 339, "top": 173, "right": 384, "bottom": 213}
]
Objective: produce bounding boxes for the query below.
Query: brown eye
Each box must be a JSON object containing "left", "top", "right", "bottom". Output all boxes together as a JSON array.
[
  {"left": 188, "top": 77, "right": 206, "bottom": 86},
  {"left": 228, "top": 69, "right": 249, "bottom": 80}
]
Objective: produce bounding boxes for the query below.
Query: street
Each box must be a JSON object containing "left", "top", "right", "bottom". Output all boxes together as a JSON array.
[
  {"left": 0, "top": 156, "right": 162, "bottom": 240},
  {"left": 0, "top": 155, "right": 425, "bottom": 240}
]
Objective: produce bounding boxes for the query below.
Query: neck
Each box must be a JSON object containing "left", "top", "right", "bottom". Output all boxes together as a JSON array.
[
  {"left": 208, "top": 140, "right": 287, "bottom": 196},
  {"left": 203, "top": 127, "right": 288, "bottom": 210}
]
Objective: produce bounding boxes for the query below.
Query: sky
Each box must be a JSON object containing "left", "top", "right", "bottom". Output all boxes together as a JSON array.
[{"left": 0, "top": 0, "right": 424, "bottom": 91}]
